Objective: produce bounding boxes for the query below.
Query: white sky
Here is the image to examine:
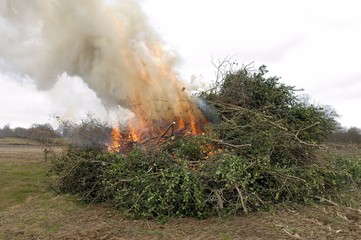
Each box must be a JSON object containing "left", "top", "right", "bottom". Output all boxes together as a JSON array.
[{"left": 1, "top": 0, "right": 361, "bottom": 128}]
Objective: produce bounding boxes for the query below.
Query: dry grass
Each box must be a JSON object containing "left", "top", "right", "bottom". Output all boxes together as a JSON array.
[
  {"left": 0, "top": 137, "right": 41, "bottom": 146},
  {"left": 0, "top": 143, "right": 79, "bottom": 239}
]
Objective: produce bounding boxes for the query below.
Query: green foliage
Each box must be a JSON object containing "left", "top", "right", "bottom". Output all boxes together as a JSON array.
[
  {"left": 201, "top": 64, "right": 338, "bottom": 166},
  {"left": 105, "top": 147, "right": 207, "bottom": 219},
  {"left": 218, "top": 65, "right": 296, "bottom": 113},
  {"left": 335, "top": 156, "right": 361, "bottom": 185},
  {"left": 50, "top": 146, "right": 120, "bottom": 201},
  {"left": 49, "top": 63, "right": 358, "bottom": 219},
  {"left": 287, "top": 102, "right": 338, "bottom": 143},
  {"left": 50, "top": 138, "right": 361, "bottom": 219}
]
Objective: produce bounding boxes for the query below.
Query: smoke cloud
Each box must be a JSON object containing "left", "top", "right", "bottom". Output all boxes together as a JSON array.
[{"left": 0, "top": 0, "right": 204, "bottom": 127}]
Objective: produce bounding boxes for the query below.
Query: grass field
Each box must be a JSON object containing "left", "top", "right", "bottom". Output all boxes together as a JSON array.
[
  {"left": 1, "top": 139, "right": 361, "bottom": 239},
  {"left": 0, "top": 137, "right": 41, "bottom": 146},
  {"left": 0, "top": 141, "right": 81, "bottom": 239}
]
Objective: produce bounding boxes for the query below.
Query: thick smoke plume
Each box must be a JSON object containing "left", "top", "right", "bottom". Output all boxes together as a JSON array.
[{"left": 0, "top": 0, "right": 205, "bottom": 131}]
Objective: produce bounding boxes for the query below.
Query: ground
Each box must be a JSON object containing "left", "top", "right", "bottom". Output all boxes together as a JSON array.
[{"left": 1, "top": 138, "right": 361, "bottom": 239}]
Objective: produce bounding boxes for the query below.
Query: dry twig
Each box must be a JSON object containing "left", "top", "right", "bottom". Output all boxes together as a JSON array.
[{"left": 234, "top": 184, "right": 248, "bottom": 213}]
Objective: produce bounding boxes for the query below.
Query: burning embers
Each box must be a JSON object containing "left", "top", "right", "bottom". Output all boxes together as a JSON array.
[{"left": 108, "top": 98, "right": 209, "bottom": 153}]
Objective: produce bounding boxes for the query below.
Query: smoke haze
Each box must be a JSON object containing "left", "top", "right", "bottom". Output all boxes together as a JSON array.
[{"left": 0, "top": 0, "right": 204, "bottom": 127}]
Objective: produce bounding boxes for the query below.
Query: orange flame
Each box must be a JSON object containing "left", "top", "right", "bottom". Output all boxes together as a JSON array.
[
  {"left": 109, "top": 127, "right": 121, "bottom": 152},
  {"left": 107, "top": 7, "right": 207, "bottom": 152},
  {"left": 109, "top": 109, "right": 207, "bottom": 152},
  {"left": 129, "top": 127, "right": 139, "bottom": 142}
]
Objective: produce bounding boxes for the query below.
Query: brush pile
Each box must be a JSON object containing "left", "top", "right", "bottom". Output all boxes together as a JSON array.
[{"left": 50, "top": 63, "right": 361, "bottom": 219}]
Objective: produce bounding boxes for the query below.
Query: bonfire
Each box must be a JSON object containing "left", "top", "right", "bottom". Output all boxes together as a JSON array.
[{"left": 44, "top": 1, "right": 352, "bottom": 220}]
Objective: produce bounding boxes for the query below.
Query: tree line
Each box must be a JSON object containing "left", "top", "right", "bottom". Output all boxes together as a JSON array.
[
  {"left": 327, "top": 126, "right": 361, "bottom": 144},
  {"left": 1, "top": 121, "right": 360, "bottom": 145},
  {"left": 0, "top": 123, "right": 61, "bottom": 143}
]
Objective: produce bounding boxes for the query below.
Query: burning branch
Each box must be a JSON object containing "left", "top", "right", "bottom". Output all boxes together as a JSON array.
[
  {"left": 159, "top": 122, "right": 176, "bottom": 139},
  {"left": 156, "top": 121, "right": 176, "bottom": 144}
]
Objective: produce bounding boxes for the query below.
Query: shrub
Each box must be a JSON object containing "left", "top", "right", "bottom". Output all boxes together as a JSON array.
[
  {"left": 104, "top": 147, "right": 208, "bottom": 218},
  {"left": 50, "top": 146, "right": 119, "bottom": 201}
]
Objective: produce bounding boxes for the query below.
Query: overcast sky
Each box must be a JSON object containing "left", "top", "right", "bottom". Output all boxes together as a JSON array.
[{"left": 1, "top": 0, "right": 361, "bottom": 128}]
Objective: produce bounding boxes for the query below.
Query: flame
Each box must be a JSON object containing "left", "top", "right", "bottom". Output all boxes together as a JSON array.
[
  {"left": 109, "top": 127, "right": 121, "bottom": 152},
  {"left": 107, "top": 6, "right": 207, "bottom": 152},
  {"left": 109, "top": 109, "right": 207, "bottom": 152},
  {"left": 129, "top": 127, "right": 139, "bottom": 142},
  {"left": 177, "top": 118, "right": 185, "bottom": 129},
  {"left": 107, "top": 42, "right": 207, "bottom": 150}
]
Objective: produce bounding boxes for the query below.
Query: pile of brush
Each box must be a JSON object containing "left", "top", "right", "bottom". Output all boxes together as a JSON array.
[{"left": 50, "top": 63, "right": 361, "bottom": 219}]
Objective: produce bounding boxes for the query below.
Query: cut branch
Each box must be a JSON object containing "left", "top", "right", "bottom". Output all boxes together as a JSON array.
[
  {"left": 235, "top": 184, "right": 248, "bottom": 213},
  {"left": 294, "top": 122, "right": 325, "bottom": 147},
  {"left": 201, "top": 136, "right": 251, "bottom": 149}
]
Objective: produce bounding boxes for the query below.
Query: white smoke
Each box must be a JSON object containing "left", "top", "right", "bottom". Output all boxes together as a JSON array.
[{"left": 0, "top": 0, "right": 186, "bottom": 113}]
